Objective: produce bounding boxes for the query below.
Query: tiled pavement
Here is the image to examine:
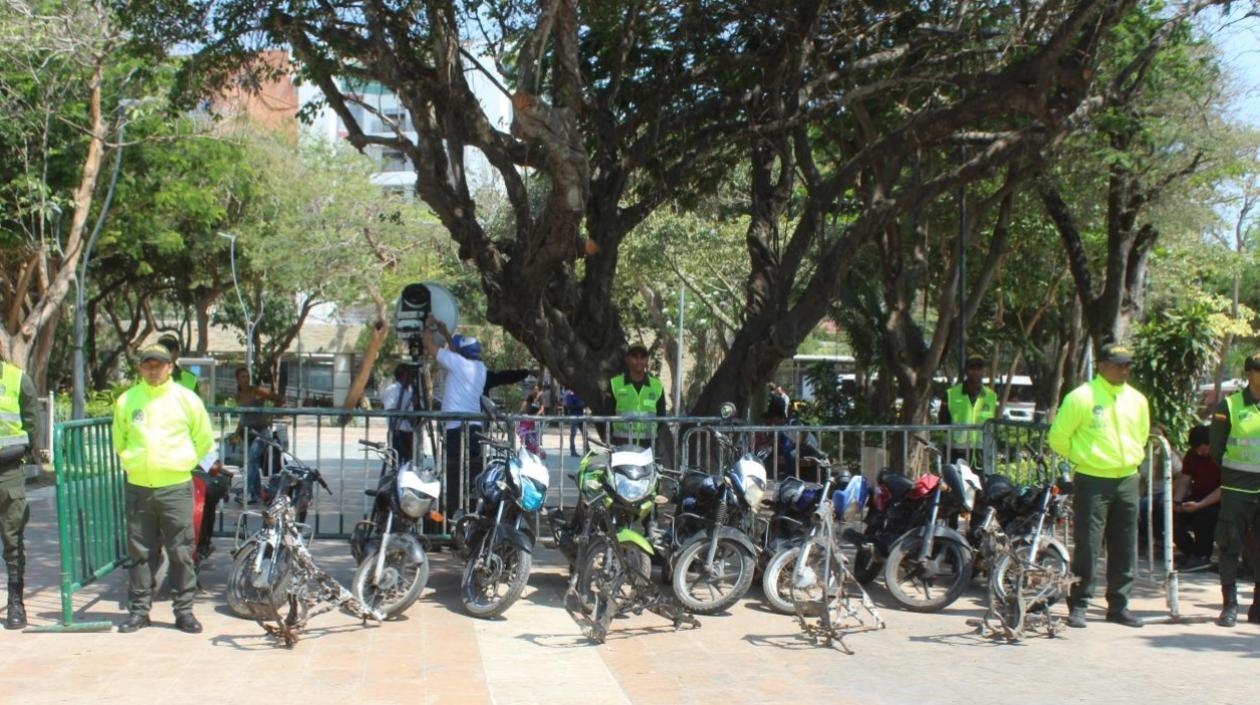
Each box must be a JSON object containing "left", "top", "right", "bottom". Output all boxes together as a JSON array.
[{"left": 2, "top": 487, "right": 1256, "bottom": 705}]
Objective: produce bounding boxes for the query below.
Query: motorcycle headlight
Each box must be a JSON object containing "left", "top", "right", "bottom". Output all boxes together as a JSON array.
[
  {"left": 613, "top": 472, "right": 653, "bottom": 504},
  {"left": 518, "top": 477, "right": 546, "bottom": 512},
  {"left": 743, "top": 480, "right": 765, "bottom": 509},
  {"left": 398, "top": 486, "right": 431, "bottom": 519}
]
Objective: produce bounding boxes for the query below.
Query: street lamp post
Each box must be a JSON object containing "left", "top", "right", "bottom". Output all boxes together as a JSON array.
[
  {"left": 72, "top": 100, "right": 135, "bottom": 419},
  {"left": 218, "top": 231, "right": 262, "bottom": 385}
]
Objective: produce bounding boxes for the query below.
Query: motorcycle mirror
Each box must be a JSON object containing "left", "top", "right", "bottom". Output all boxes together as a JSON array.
[{"left": 718, "top": 402, "right": 737, "bottom": 419}]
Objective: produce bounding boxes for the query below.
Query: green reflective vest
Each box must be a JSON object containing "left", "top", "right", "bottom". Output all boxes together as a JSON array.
[
  {"left": 0, "top": 362, "right": 28, "bottom": 449},
  {"left": 112, "top": 378, "right": 214, "bottom": 488},
  {"left": 1222, "top": 391, "right": 1260, "bottom": 484},
  {"left": 609, "top": 373, "right": 663, "bottom": 441},
  {"left": 1047, "top": 375, "right": 1149, "bottom": 479},
  {"left": 947, "top": 383, "right": 997, "bottom": 449}
]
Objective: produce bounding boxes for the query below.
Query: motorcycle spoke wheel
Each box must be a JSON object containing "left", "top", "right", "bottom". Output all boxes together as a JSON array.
[
  {"left": 352, "top": 544, "right": 429, "bottom": 619},
  {"left": 883, "top": 537, "right": 971, "bottom": 613},
  {"left": 461, "top": 537, "right": 533, "bottom": 619},
  {"left": 672, "top": 538, "right": 754, "bottom": 614}
]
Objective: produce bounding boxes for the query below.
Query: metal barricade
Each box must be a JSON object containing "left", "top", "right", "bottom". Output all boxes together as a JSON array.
[
  {"left": 677, "top": 423, "right": 984, "bottom": 485},
  {"left": 30, "top": 418, "right": 126, "bottom": 632}
]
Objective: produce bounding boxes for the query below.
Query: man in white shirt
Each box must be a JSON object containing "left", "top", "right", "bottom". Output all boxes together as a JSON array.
[
  {"left": 381, "top": 364, "right": 416, "bottom": 464},
  {"left": 423, "top": 316, "right": 487, "bottom": 517}
]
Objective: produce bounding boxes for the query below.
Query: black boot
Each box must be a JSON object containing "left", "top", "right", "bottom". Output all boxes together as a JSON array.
[
  {"left": 1218, "top": 584, "right": 1238, "bottom": 628},
  {"left": 5, "top": 580, "right": 26, "bottom": 630},
  {"left": 1249, "top": 586, "right": 1260, "bottom": 625}
]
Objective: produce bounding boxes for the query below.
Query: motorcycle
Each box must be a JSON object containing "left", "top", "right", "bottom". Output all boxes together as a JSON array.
[
  {"left": 561, "top": 443, "right": 698, "bottom": 643},
  {"left": 225, "top": 459, "right": 380, "bottom": 645},
  {"left": 880, "top": 442, "right": 982, "bottom": 612},
  {"left": 349, "top": 439, "right": 442, "bottom": 619},
  {"left": 760, "top": 465, "right": 869, "bottom": 614},
  {"left": 844, "top": 466, "right": 927, "bottom": 585},
  {"left": 193, "top": 460, "right": 237, "bottom": 565},
  {"left": 668, "top": 430, "right": 767, "bottom": 614},
  {"left": 974, "top": 462, "right": 1076, "bottom": 640},
  {"left": 456, "top": 398, "right": 551, "bottom": 618}
]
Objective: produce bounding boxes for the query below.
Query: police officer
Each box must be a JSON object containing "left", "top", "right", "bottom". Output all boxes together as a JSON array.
[
  {"left": 112, "top": 345, "right": 213, "bottom": 634},
  {"left": 606, "top": 343, "right": 666, "bottom": 447},
  {"left": 939, "top": 354, "right": 999, "bottom": 464},
  {"left": 1048, "top": 342, "right": 1149, "bottom": 629},
  {"left": 156, "top": 333, "right": 198, "bottom": 393},
  {"left": 0, "top": 346, "right": 47, "bottom": 629},
  {"left": 1198, "top": 352, "right": 1260, "bottom": 627}
]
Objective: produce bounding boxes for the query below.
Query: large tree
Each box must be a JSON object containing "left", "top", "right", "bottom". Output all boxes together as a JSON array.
[{"left": 124, "top": 0, "right": 1222, "bottom": 413}]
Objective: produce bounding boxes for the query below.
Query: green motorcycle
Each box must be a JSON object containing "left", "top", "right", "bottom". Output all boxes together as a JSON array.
[{"left": 558, "top": 444, "right": 699, "bottom": 643}]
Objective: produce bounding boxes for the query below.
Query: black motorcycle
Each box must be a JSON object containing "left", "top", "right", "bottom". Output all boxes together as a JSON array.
[
  {"left": 880, "top": 444, "right": 981, "bottom": 612},
  {"left": 845, "top": 466, "right": 923, "bottom": 585},
  {"left": 456, "top": 407, "right": 551, "bottom": 618},
  {"left": 349, "top": 439, "right": 440, "bottom": 619},
  {"left": 668, "top": 431, "right": 767, "bottom": 614}
]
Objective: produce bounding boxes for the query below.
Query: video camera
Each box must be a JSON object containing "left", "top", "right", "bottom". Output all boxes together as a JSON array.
[{"left": 394, "top": 282, "right": 460, "bottom": 357}]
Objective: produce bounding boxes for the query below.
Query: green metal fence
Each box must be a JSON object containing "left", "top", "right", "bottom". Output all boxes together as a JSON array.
[{"left": 30, "top": 417, "right": 124, "bottom": 632}]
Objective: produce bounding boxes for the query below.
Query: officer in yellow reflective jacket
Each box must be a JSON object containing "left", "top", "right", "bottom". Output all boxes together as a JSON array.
[
  {"left": 1048, "top": 342, "right": 1149, "bottom": 629},
  {"left": 938, "top": 354, "right": 999, "bottom": 464},
  {"left": 112, "top": 345, "right": 212, "bottom": 634},
  {"left": 0, "top": 347, "right": 47, "bottom": 630},
  {"left": 605, "top": 343, "right": 666, "bottom": 447}
]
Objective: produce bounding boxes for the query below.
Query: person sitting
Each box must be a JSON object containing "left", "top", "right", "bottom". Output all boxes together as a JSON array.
[{"left": 1174, "top": 425, "right": 1221, "bottom": 571}]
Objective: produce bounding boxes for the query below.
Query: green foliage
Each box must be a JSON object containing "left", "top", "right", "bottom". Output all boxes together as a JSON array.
[{"left": 1132, "top": 294, "right": 1250, "bottom": 442}]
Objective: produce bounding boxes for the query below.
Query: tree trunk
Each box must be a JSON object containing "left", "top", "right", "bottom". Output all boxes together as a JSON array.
[
  {"left": 1, "top": 65, "right": 109, "bottom": 377},
  {"left": 341, "top": 293, "right": 389, "bottom": 410}
]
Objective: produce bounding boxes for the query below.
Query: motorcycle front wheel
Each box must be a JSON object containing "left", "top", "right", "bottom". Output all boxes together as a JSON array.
[
  {"left": 760, "top": 544, "right": 800, "bottom": 614},
  {"left": 671, "top": 536, "right": 754, "bottom": 614},
  {"left": 991, "top": 540, "right": 1070, "bottom": 609},
  {"left": 352, "top": 541, "right": 429, "bottom": 619},
  {"left": 883, "top": 535, "right": 972, "bottom": 612},
  {"left": 461, "top": 534, "right": 533, "bottom": 619},
  {"left": 226, "top": 540, "right": 293, "bottom": 619}
]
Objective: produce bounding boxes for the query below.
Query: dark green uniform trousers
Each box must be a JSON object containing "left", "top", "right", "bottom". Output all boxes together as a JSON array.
[
  {"left": 0, "top": 463, "right": 29, "bottom": 580},
  {"left": 125, "top": 481, "right": 196, "bottom": 616},
  {"left": 1215, "top": 489, "right": 1260, "bottom": 589},
  {"left": 1069, "top": 472, "right": 1140, "bottom": 612}
]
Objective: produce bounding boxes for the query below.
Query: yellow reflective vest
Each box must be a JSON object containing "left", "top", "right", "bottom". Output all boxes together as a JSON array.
[
  {"left": 1047, "top": 375, "right": 1149, "bottom": 479},
  {"left": 112, "top": 378, "right": 213, "bottom": 488},
  {"left": 1222, "top": 390, "right": 1260, "bottom": 477},
  {"left": 609, "top": 373, "right": 663, "bottom": 441},
  {"left": 946, "top": 383, "right": 997, "bottom": 449},
  {"left": 0, "top": 362, "right": 29, "bottom": 449}
]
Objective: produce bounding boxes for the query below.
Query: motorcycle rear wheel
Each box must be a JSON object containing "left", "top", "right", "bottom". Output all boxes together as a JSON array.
[
  {"left": 352, "top": 542, "right": 429, "bottom": 619},
  {"left": 461, "top": 534, "right": 533, "bottom": 619},
  {"left": 883, "top": 536, "right": 971, "bottom": 613},
  {"left": 850, "top": 544, "right": 881, "bottom": 585}
]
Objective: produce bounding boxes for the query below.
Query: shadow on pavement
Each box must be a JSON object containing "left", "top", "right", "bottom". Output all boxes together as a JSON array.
[{"left": 1138, "top": 631, "right": 1260, "bottom": 657}]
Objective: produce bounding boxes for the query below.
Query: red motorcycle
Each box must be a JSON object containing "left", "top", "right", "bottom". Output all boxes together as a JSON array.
[{"left": 193, "top": 461, "right": 237, "bottom": 565}]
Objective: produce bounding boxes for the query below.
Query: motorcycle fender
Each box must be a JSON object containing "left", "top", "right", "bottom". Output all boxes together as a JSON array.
[
  {"left": 385, "top": 532, "right": 428, "bottom": 565},
  {"left": 494, "top": 523, "right": 536, "bottom": 555},
  {"left": 615, "top": 527, "right": 655, "bottom": 556},
  {"left": 893, "top": 525, "right": 973, "bottom": 559},
  {"left": 681, "top": 526, "right": 757, "bottom": 556}
]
